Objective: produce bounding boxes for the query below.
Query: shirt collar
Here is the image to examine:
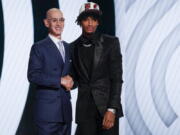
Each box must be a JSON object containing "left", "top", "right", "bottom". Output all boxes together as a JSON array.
[{"left": 48, "top": 34, "right": 62, "bottom": 44}]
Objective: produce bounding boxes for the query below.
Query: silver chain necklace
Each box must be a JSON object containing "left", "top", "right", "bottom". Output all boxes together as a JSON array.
[{"left": 83, "top": 43, "right": 92, "bottom": 47}]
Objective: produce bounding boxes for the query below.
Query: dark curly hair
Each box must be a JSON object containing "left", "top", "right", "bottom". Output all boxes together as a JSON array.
[{"left": 76, "top": 10, "right": 102, "bottom": 26}]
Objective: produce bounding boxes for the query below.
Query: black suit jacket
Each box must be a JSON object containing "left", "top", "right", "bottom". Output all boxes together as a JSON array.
[{"left": 70, "top": 34, "right": 123, "bottom": 122}]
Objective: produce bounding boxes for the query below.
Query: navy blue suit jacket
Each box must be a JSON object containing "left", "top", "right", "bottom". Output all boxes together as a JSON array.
[{"left": 28, "top": 36, "right": 72, "bottom": 123}]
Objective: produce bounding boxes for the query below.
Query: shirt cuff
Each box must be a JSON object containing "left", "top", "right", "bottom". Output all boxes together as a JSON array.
[{"left": 107, "top": 108, "right": 116, "bottom": 114}]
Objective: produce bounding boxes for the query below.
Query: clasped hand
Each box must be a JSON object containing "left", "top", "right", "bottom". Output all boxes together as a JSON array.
[{"left": 61, "top": 75, "right": 73, "bottom": 91}]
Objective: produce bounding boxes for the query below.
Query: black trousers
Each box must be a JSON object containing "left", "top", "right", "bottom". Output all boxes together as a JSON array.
[
  {"left": 75, "top": 90, "right": 119, "bottom": 135},
  {"left": 75, "top": 114, "right": 119, "bottom": 135}
]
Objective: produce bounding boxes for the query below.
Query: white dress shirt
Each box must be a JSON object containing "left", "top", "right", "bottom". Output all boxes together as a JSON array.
[{"left": 48, "top": 34, "right": 62, "bottom": 49}]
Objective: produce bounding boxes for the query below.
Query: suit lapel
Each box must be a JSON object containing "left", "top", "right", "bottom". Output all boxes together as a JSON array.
[
  {"left": 72, "top": 39, "right": 89, "bottom": 81},
  {"left": 77, "top": 42, "right": 89, "bottom": 80},
  {"left": 45, "top": 37, "right": 64, "bottom": 66},
  {"left": 91, "top": 35, "right": 103, "bottom": 79}
]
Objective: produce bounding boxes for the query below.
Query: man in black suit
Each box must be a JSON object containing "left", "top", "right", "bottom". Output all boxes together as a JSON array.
[
  {"left": 28, "top": 8, "right": 73, "bottom": 135},
  {"left": 70, "top": 2, "right": 123, "bottom": 135}
]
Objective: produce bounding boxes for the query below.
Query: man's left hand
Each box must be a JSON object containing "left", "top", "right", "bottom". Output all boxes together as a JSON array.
[{"left": 102, "top": 111, "right": 115, "bottom": 130}]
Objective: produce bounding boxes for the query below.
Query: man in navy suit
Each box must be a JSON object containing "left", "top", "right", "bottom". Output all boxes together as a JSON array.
[{"left": 28, "top": 8, "right": 73, "bottom": 135}]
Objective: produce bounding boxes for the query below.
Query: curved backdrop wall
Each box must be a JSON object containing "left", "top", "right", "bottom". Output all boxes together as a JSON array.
[{"left": 0, "top": 0, "right": 179, "bottom": 135}]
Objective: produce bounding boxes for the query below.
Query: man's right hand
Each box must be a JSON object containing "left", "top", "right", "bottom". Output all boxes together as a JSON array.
[
  {"left": 102, "top": 111, "right": 115, "bottom": 129},
  {"left": 61, "top": 75, "right": 74, "bottom": 91}
]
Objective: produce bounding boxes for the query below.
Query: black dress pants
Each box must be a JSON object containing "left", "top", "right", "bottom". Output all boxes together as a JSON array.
[{"left": 75, "top": 110, "right": 119, "bottom": 135}]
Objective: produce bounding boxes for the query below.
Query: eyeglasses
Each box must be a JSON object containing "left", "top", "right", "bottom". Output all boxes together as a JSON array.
[{"left": 48, "top": 18, "right": 65, "bottom": 23}]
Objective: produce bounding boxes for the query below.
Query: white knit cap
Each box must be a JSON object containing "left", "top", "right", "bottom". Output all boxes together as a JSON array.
[{"left": 79, "top": 2, "right": 100, "bottom": 14}]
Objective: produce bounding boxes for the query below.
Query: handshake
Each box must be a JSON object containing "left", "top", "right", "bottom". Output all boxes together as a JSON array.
[{"left": 61, "top": 75, "right": 74, "bottom": 91}]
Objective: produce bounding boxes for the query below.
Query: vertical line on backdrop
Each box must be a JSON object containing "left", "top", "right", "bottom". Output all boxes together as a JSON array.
[{"left": 0, "top": 0, "right": 4, "bottom": 79}]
